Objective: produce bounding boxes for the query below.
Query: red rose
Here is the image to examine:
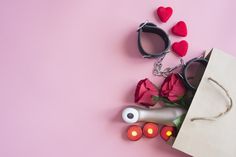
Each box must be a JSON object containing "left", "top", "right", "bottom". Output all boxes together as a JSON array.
[
  {"left": 135, "top": 78, "right": 159, "bottom": 106},
  {"left": 160, "top": 73, "right": 186, "bottom": 102}
]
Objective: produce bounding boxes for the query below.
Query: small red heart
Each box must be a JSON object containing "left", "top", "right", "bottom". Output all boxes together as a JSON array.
[
  {"left": 172, "top": 21, "right": 187, "bottom": 37},
  {"left": 157, "top": 6, "right": 173, "bottom": 23},
  {"left": 172, "top": 40, "right": 188, "bottom": 57}
]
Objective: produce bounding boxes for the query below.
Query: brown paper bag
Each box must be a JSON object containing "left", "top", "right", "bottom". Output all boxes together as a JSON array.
[{"left": 172, "top": 48, "right": 236, "bottom": 157}]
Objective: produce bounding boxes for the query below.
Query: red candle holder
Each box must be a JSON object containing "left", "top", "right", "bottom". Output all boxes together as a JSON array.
[
  {"left": 143, "top": 123, "right": 159, "bottom": 138},
  {"left": 160, "top": 125, "right": 175, "bottom": 141},
  {"left": 127, "top": 125, "right": 143, "bottom": 141}
]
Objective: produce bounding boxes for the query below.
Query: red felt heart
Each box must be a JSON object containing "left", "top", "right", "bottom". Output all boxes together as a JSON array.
[
  {"left": 156, "top": 6, "right": 173, "bottom": 23},
  {"left": 171, "top": 40, "right": 188, "bottom": 57},
  {"left": 172, "top": 21, "right": 187, "bottom": 37}
]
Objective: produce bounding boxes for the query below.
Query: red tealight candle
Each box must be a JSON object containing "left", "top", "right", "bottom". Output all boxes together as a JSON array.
[
  {"left": 143, "top": 123, "right": 159, "bottom": 138},
  {"left": 127, "top": 125, "right": 142, "bottom": 141},
  {"left": 160, "top": 126, "right": 175, "bottom": 141}
]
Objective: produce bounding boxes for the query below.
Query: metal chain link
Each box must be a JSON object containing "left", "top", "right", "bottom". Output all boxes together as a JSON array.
[{"left": 153, "top": 54, "right": 185, "bottom": 77}]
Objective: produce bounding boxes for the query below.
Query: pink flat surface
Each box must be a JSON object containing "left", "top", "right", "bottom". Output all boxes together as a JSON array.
[{"left": 0, "top": 0, "right": 236, "bottom": 157}]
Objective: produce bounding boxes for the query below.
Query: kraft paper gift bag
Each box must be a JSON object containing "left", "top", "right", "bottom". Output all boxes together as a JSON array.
[{"left": 172, "top": 48, "right": 236, "bottom": 157}]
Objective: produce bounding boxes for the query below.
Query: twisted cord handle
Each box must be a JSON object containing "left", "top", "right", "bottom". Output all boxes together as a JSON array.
[{"left": 190, "top": 77, "right": 233, "bottom": 122}]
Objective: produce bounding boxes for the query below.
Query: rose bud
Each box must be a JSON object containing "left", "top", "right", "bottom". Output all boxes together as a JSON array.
[
  {"left": 127, "top": 125, "right": 143, "bottom": 141},
  {"left": 160, "top": 73, "right": 186, "bottom": 102},
  {"left": 160, "top": 125, "right": 175, "bottom": 141},
  {"left": 135, "top": 78, "right": 159, "bottom": 107},
  {"left": 143, "top": 123, "right": 159, "bottom": 138}
]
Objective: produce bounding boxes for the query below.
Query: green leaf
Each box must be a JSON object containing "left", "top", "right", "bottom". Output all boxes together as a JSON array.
[
  {"left": 152, "top": 96, "right": 182, "bottom": 107},
  {"left": 152, "top": 96, "right": 170, "bottom": 103},
  {"left": 163, "top": 102, "right": 181, "bottom": 107},
  {"left": 152, "top": 95, "right": 161, "bottom": 102},
  {"left": 172, "top": 114, "right": 186, "bottom": 130},
  {"left": 178, "top": 97, "right": 185, "bottom": 106}
]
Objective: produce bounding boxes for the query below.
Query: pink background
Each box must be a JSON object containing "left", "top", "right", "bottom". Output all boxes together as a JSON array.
[{"left": 0, "top": 0, "right": 236, "bottom": 157}]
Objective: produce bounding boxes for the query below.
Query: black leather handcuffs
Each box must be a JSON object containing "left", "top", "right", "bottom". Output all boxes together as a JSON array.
[
  {"left": 180, "top": 57, "right": 208, "bottom": 91},
  {"left": 137, "top": 21, "right": 170, "bottom": 59},
  {"left": 137, "top": 21, "right": 208, "bottom": 91}
]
